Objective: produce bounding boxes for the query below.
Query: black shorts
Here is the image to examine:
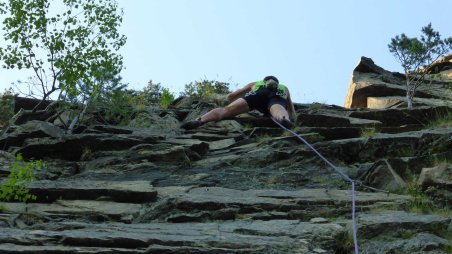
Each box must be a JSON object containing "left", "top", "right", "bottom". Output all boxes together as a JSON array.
[{"left": 243, "top": 88, "right": 288, "bottom": 116}]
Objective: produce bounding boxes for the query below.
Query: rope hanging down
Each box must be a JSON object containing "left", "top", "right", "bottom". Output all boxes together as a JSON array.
[{"left": 271, "top": 118, "right": 359, "bottom": 254}]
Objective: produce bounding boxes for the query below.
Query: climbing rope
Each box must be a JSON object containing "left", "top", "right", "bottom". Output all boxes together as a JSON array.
[{"left": 271, "top": 118, "right": 359, "bottom": 254}]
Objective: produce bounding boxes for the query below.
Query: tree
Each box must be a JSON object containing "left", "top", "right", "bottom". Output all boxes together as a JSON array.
[
  {"left": 388, "top": 23, "right": 452, "bottom": 109},
  {"left": 143, "top": 80, "right": 164, "bottom": 104},
  {"left": 182, "top": 79, "right": 231, "bottom": 98},
  {"left": 65, "top": 67, "right": 126, "bottom": 133},
  {"left": 141, "top": 80, "right": 175, "bottom": 108},
  {"left": 0, "top": 0, "right": 127, "bottom": 111}
]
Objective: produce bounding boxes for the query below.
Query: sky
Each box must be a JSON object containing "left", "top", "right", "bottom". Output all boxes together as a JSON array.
[{"left": 1, "top": 0, "right": 452, "bottom": 106}]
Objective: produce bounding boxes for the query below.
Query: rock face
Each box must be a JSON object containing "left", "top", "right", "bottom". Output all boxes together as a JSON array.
[
  {"left": 0, "top": 92, "right": 451, "bottom": 252},
  {"left": 344, "top": 56, "right": 452, "bottom": 109},
  {"left": 418, "top": 163, "right": 452, "bottom": 189},
  {"left": 426, "top": 53, "right": 452, "bottom": 75}
]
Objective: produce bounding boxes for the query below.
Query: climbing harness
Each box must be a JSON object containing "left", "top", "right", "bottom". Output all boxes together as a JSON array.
[{"left": 272, "top": 118, "right": 359, "bottom": 254}]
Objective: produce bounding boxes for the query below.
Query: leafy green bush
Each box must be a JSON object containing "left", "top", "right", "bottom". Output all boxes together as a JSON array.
[
  {"left": 182, "top": 79, "right": 231, "bottom": 98},
  {"left": 60, "top": 69, "right": 136, "bottom": 131},
  {"left": 0, "top": 154, "right": 42, "bottom": 203},
  {"left": 159, "top": 88, "right": 175, "bottom": 108},
  {"left": 140, "top": 80, "right": 175, "bottom": 108},
  {"left": 101, "top": 88, "right": 137, "bottom": 125},
  {"left": 142, "top": 80, "right": 164, "bottom": 104},
  {"left": 88, "top": 85, "right": 174, "bottom": 126},
  {"left": 0, "top": 89, "right": 15, "bottom": 126},
  {"left": 76, "top": 74, "right": 143, "bottom": 126}
]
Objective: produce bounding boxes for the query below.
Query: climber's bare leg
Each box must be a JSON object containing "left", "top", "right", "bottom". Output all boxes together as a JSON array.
[
  {"left": 269, "top": 104, "right": 290, "bottom": 122},
  {"left": 199, "top": 98, "right": 250, "bottom": 123}
]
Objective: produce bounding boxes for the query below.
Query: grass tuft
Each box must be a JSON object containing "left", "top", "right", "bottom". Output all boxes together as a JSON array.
[
  {"left": 256, "top": 134, "right": 272, "bottom": 144},
  {"left": 360, "top": 128, "right": 377, "bottom": 138},
  {"left": 426, "top": 110, "right": 452, "bottom": 129}
]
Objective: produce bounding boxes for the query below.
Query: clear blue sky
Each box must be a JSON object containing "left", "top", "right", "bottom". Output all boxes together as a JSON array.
[{"left": 1, "top": 0, "right": 452, "bottom": 106}]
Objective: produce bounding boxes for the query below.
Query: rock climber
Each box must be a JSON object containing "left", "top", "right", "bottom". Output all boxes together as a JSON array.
[{"left": 180, "top": 75, "right": 296, "bottom": 130}]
